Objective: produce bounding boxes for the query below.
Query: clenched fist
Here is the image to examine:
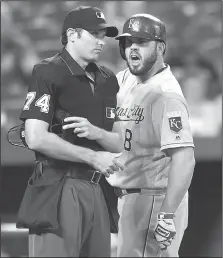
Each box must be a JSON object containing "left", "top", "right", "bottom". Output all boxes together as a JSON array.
[{"left": 92, "top": 151, "right": 123, "bottom": 178}]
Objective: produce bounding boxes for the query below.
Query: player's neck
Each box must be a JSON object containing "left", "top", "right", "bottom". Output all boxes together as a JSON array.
[{"left": 136, "top": 60, "right": 166, "bottom": 84}]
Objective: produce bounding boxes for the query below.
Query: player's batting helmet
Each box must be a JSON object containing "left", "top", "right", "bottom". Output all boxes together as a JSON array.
[{"left": 115, "top": 14, "right": 166, "bottom": 60}]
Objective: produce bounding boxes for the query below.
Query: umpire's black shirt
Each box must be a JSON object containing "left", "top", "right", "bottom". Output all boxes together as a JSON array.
[{"left": 20, "top": 48, "right": 119, "bottom": 158}]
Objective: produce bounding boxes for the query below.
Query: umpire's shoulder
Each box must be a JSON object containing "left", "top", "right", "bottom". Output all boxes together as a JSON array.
[
  {"left": 32, "top": 53, "right": 62, "bottom": 79},
  {"left": 98, "top": 64, "right": 116, "bottom": 78},
  {"left": 97, "top": 64, "right": 119, "bottom": 93}
]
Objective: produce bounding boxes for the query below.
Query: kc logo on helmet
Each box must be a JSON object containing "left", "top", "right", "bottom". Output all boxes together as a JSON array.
[
  {"left": 128, "top": 19, "right": 140, "bottom": 32},
  {"left": 167, "top": 111, "right": 182, "bottom": 133}
]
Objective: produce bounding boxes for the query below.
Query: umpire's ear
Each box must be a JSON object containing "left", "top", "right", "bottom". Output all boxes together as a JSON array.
[
  {"left": 67, "top": 28, "right": 82, "bottom": 42},
  {"left": 66, "top": 28, "right": 76, "bottom": 43}
]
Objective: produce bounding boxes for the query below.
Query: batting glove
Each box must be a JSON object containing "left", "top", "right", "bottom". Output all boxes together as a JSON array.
[{"left": 154, "top": 212, "right": 176, "bottom": 250}]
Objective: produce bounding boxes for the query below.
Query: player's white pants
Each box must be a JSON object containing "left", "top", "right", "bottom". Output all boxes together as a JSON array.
[{"left": 117, "top": 191, "right": 188, "bottom": 257}]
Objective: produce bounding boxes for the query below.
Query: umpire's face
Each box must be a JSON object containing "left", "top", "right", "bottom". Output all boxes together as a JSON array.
[{"left": 72, "top": 28, "right": 106, "bottom": 62}]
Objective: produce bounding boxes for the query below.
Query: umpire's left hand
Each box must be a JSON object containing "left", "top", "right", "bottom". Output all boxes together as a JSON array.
[{"left": 63, "top": 117, "right": 101, "bottom": 140}]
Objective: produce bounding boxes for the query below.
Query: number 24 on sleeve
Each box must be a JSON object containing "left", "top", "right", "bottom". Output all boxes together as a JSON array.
[{"left": 23, "top": 92, "right": 51, "bottom": 113}]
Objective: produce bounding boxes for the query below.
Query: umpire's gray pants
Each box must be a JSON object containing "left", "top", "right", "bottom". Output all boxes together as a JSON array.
[{"left": 29, "top": 178, "right": 111, "bottom": 257}]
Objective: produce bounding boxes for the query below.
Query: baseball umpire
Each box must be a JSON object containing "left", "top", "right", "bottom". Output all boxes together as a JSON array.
[
  {"left": 107, "top": 14, "right": 196, "bottom": 257},
  {"left": 15, "top": 6, "right": 123, "bottom": 257}
]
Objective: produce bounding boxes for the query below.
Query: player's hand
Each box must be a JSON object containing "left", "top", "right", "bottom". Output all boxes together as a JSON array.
[
  {"left": 154, "top": 212, "right": 176, "bottom": 251},
  {"left": 62, "top": 117, "right": 101, "bottom": 140},
  {"left": 92, "top": 151, "right": 124, "bottom": 178}
]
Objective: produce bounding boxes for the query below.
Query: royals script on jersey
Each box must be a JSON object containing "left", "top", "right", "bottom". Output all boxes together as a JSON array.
[{"left": 107, "top": 65, "right": 194, "bottom": 189}]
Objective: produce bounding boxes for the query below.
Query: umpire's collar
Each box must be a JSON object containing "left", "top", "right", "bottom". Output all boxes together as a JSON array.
[{"left": 59, "top": 48, "right": 99, "bottom": 76}]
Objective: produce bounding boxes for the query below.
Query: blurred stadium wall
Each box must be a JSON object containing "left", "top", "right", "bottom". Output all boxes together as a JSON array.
[{"left": 1, "top": 1, "right": 222, "bottom": 257}]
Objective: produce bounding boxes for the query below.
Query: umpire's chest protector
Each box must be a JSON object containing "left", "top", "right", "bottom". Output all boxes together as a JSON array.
[{"left": 54, "top": 64, "right": 118, "bottom": 132}]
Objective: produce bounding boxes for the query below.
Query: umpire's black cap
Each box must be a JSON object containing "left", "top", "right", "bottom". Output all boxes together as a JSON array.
[{"left": 62, "top": 6, "right": 118, "bottom": 37}]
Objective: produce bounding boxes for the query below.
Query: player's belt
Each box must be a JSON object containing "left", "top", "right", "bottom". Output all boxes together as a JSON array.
[
  {"left": 114, "top": 187, "right": 166, "bottom": 197},
  {"left": 66, "top": 168, "right": 102, "bottom": 184}
]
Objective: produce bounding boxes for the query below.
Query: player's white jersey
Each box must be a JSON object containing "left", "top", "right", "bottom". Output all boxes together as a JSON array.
[{"left": 107, "top": 65, "right": 194, "bottom": 189}]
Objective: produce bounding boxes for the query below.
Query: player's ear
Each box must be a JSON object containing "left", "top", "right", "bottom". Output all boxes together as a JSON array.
[{"left": 157, "top": 42, "right": 165, "bottom": 56}]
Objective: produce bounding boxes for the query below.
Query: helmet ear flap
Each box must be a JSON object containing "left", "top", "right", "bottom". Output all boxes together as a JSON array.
[{"left": 119, "top": 38, "right": 126, "bottom": 60}]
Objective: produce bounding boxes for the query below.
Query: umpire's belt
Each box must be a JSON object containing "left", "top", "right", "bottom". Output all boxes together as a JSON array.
[
  {"left": 66, "top": 167, "right": 102, "bottom": 184},
  {"left": 114, "top": 187, "right": 166, "bottom": 198}
]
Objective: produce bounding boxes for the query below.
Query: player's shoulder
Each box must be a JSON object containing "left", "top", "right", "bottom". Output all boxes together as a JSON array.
[
  {"left": 156, "top": 88, "right": 187, "bottom": 107},
  {"left": 116, "top": 68, "right": 136, "bottom": 87},
  {"left": 158, "top": 66, "right": 186, "bottom": 101},
  {"left": 151, "top": 70, "right": 188, "bottom": 108}
]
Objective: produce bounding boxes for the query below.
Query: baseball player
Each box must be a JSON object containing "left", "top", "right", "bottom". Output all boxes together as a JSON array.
[
  {"left": 15, "top": 6, "right": 123, "bottom": 257},
  {"left": 107, "top": 14, "right": 196, "bottom": 257}
]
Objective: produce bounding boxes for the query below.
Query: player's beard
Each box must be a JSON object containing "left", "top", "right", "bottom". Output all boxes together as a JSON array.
[{"left": 127, "top": 50, "right": 158, "bottom": 76}]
